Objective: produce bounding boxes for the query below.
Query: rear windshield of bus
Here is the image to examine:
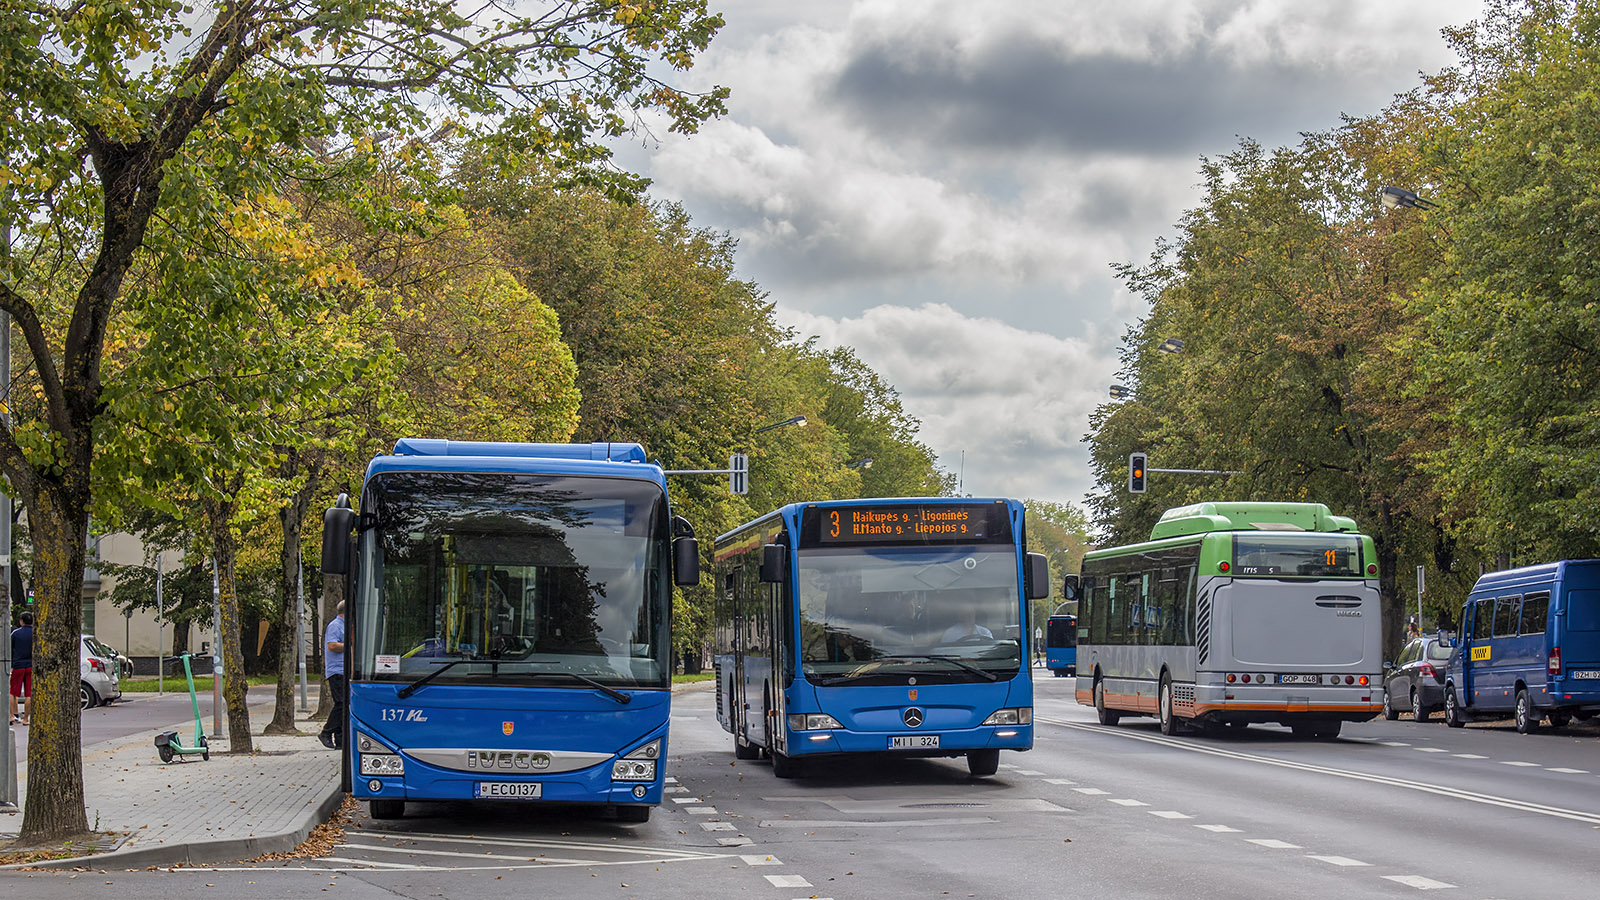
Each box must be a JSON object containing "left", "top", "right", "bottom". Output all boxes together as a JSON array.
[{"left": 1231, "top": 534, "right": 1363, "bottom": 578}]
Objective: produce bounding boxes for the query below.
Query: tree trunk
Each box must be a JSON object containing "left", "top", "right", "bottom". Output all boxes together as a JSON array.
[
  {"left": 20, "top": 492, "right": 92, "bottom": 840},
  {"left": 206, "top": 495, "right": 254, "bottom": 753},
  {"left": 265, "top": 469, "right": 319, "bottom": 735}
]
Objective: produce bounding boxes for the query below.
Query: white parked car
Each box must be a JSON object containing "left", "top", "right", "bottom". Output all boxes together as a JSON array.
[{"left": 81, "top": 635, "right": 123, "bottom": 709}]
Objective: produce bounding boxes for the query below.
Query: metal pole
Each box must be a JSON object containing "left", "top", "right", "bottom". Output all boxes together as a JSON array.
[
  {"left": 1, "top": 223, "right": 16, "bottom": 807},
  {"left": 297, "top": 558, "right": 308, "bottom": 711},
  {"left": 156, "top": 553, "right": 164, "bottom": 696},
  {"left": 210, "top": 559, "right": 221, "bottom": 739}
]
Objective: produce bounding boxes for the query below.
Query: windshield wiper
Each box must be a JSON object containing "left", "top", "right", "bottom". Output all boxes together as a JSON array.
[
  {"left": 538, "top": 671, "right": 631, "bottom": 705},
  {"left": 879, "top": 654, "right": 1000, "bottom": 681},
  {"left": 397, "top": 658, "right": 476, "bottom": 699}
]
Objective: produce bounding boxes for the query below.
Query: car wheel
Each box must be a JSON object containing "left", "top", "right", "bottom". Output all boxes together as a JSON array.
[
  {"left": 966, "top": 749, "right": 1000, "bottom": 777},
  {"left": 1158, "top": 677, "right": 1180, "bottom": 736},
  {"left": 1444, "top": 686, "right": 1466, "bottom": 728},
  {"left": 1411, "top": 688, "right": 1430, "bottom": 723},
  {"left": 1514, "top": 687, "right": 1539, "bottom": 734},
  {"left": 80, "top": 682, "right": 97, "bottom": 710},
  {"left": 1382, "top": 688, "right": 1398, "bottom": 721},
  {"left": 1094, "top": 678, "right": 1120, "bottom": 727}
]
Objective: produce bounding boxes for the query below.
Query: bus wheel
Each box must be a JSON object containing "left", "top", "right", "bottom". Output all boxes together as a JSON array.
[
  {"left": 734, "top": 732, "right": 761, "bottom": 760},
  {"left": 369, "top": 799, "right": 405, "bottom": 820},
  {"left": 1514, "top": 687, "right": 1540, "bottom": 734},
  {"left": 615, "top": 805, "right": 651, "bottom": 824},
  {"left": 1444, "top": 687, "right": 1466, "bottom": 728},
  {"left": 1158, "top": 677, "right": 1180, "bottom": 736},
  {"left": 966, "top": 749, "right": 1000, "bottom": 777},
  {"left": 1094, "top": 679, "right": 1120, "bottom": 727},
  {"left": 771, "top": 750, "right": 801, "bottom": 779}
]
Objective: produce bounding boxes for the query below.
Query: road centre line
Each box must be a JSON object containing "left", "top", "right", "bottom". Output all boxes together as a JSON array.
[
  {"left": 1037, "top": 716, "right": 1600, "bottom": 826},
  {"left": 1547, "top": 767, "right": 1588, "bottom": 774},
  {"left": 1195, "top": 824, "right": 1242, "bottom": 833},
  {"left": 1245, "top": 839, "right": 1302, "bottom": 849},
  {"left": 1453, "top": 754, "right": 1487, "bottom": 759},
  {"left": 1380, "top": 875, "right": 1456, "bottom": 889},
  {"left": 1307, "top": 855, "right": 1370, "bottom": 867},
  {"left": 1500, "top": 761, "right": 1540, "bottom": 767}
]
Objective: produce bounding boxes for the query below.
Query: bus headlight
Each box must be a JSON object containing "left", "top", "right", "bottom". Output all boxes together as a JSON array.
[
  {"left": 787, "top": 714, "right": 842, "bottom": 731},
  {"left": 359, "top": 753, "right": 405, "bottom": 776},
  {"left": 983, "top": 707, "right": 1032, "bottom": 726},
  {"left": 613, "top": 739, "right": 661, "bottom": 781}
]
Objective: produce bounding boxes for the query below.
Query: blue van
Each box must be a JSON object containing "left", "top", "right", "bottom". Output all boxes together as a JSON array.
[{"left": 1444, "top": 559, "right": 1600, "bottom": 733}]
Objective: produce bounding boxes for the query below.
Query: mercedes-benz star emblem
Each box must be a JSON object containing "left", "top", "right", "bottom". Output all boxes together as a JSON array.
[{"left": 903, "top": 707, "right": 924, "bottom": 728}]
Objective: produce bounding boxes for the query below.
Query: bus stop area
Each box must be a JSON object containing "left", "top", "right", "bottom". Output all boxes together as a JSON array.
[{"left": 0, "top": 700, "right": 342, "bottom": 870}]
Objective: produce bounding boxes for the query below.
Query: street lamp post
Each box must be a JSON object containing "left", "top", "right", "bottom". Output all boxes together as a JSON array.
[
  {"left": 1109, "top": 384, "right": 1134, "bottom": 401},
  {"left": 754, "top": 415, "right": 806, "bottom": 435},
  {"left": 1379, "top": 186, "right": 1437, "bottom": 210},
  {"left": 847, "top": 458, "right": 873, "bottom": 470}
]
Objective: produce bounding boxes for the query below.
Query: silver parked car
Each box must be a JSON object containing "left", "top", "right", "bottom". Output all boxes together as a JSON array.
[
  {"left": 1383, "top": 635, "right": 1452, "bottom": 721},
  {"left": 81, "top": 635, "right": 123, "bottom": 709}
]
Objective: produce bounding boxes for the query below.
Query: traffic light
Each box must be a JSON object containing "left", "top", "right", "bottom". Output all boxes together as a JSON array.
[
  {"left": 1128, "top": 452, "right": 1147, "bottom": 494},
  {"left": 729, "top": 453, "right": 749, "bottom": 495}
]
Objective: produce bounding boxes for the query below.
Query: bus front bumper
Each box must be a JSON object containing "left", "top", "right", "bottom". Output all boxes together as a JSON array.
[{"left": 785, "top": 724, "right": 1033, "bottom": 757}]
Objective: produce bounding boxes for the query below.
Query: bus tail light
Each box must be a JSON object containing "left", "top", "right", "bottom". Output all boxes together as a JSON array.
[
  {"left": 1226, "top": 674, "right": 1237, "bottom": 684},
  {"left": 1358, "top": 675, "right": 1369, "bottom": 686},
  {"left": 1549, "top": 646, "right": 1561, "bottom": 677}
]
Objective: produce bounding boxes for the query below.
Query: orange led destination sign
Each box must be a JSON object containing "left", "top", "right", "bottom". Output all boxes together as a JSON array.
[{"left": 803, "top": 502, "right": 1010, "bottom": 547}]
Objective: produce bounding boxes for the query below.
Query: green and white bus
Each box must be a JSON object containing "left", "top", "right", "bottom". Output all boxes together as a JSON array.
[{"left": 1071, "top": 502, "right": 1383, "bottom": 739}]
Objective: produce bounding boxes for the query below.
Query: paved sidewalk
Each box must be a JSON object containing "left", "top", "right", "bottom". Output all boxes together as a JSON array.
[{"left": 0, "top": 702, "right": 342, "bottom": 869}]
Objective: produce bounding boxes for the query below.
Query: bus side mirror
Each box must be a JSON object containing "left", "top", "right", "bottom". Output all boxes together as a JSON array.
[
  {"left": 760, "top": 544, "right": 787, "bottom": 583},
  {"left": 321, "top": 505, "right": 356, "bottom": 575},
  {"left": 673, "top": 538, "right": 700, "bottom": 587},
  {"left": 1024, "top": 552, "right": 1050, "bottom": 600},
  {"left": 1061, "top": 574, "right": 1080, "bottom": 601}
]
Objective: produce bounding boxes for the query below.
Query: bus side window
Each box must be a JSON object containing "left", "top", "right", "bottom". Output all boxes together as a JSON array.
[
  {"left": 1493, "top": 595, "right": 1521, "bottom": 638},
  {"left": 1472, "top": 598, "right": 1494, "bottom": 644},
  {"left": 1519, "top": 591, "right": 1549, "bottom": 636}
]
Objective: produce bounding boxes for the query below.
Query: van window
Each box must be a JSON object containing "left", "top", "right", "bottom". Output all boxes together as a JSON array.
[
  {"left": 1568, "top": 590, "right": 1600, "bottom": 632},
  {"left": 1519, "top": 591, "right": 1549, "bottom": 636},
  {"left": 1472, "top": 598, "right": 1494, "bottom": 640},
  {"left": 1493, "top": 596, "right": 1520, "bottom": 638}
]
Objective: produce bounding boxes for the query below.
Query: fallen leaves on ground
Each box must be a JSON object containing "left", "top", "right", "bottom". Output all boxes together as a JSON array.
[{"left": 247, "top": 795, "right": 358, "bottom": 861}]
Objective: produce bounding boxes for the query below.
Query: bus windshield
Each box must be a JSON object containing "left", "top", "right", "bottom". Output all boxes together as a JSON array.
[
  {"left": 1232, "top": 533, "right": 1363, "bottom": 578},
  {"left": 353, "top": 472, "right": 671, "bottom": 689},
  {"left": 796, "top": 545, "right": 1021, "bottom": 684}
]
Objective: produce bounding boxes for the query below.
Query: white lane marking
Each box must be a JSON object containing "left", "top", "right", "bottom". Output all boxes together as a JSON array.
[
  {"left": 1044, "top": 778, "right": 1076, "bottom": 785},
  {"left": 1379, "top": 741, "right": 1411, "bottom": 747},
  {"left": 1381, "top": 875, "right": 1456, "bottom": 889},
  {"left": 1500, "top": 761, "right": 1540, "bottom": 767},
  {"left": 1000, "top": 764, "right": 1020, "bottom": 769},
  {"left": 341, "top": 833, "right": 713, "bottom": 858},
  {"left": 1038, "top": 716, "right": 1600, "bottom": 826},
  {"left": 315, "top": 856, "right": 422, "bottom": 869},
  {"left": 1014, "top": 769, "right": 1045, "bottom": 776},
  {"left": 701, "top": 822, "right": 737, "bottom": 831},
  {"left": 1245, "top": 839, "right": 1302, "bottom": 849},
  {"left": 686, "top": 807, "right": 718, "bottom": 815},
  {"left": 1195, "top": 824, "right": 1242, "bottom": 833},
  {"left": 765, "top": 874, "right": 812, "bottom": 888},
  {"left": 1415, "top": 748, "right": 1449, "bottom": 753},
  {"left": 717, "top": 837, "right": 754, "bottom": 847},
  {"left": 672, "top": 797, "right": 702, "bottom": 804},
  {"left": 1307, "top": 855, "right": 1371, "bottom": 867},
  {"left": 1149, "top": 811, "right": 1192, "bottom": 819},
  {"left": 1548, "top": 767, "right": 1588, "bottom": 774},
  {"left": 665, "top": 776, "right": 679, "bottom": 783},
  {"left": 1108, "top": 799, "right": 1149, "bottom": 807},
  {"left": 740, "top": 854, "right": 782, "bottom": 866},
  {"left": 1073, "top": 788, "right": 1110, "bottom": 795},
  {"left": 759, "top": 817, "right": 994, "bottom": 829},
  {"left": 665, "top": 786, "right": 689, "bottom": 793},
  {"left": 340, "top": 841, "right": 593, "bottom": 865},
  {"left": 1453, "top": 754, "right": 1487, "bottom": 759}
]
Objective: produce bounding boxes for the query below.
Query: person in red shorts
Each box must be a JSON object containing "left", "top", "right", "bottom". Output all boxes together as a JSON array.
[{"left": 9, "top": 611, "right": 32, "bottom": 726}]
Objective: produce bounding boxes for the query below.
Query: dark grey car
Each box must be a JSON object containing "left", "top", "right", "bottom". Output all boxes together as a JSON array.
[{"left": 1383, "top": 635, "right": 1453, "bottom": 721}]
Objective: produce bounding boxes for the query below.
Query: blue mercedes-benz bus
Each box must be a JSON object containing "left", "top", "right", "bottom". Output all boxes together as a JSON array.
[
  {"left": 712, "top": 498, "right": 1049, "bottom": 778},
  {"left": 1444, "top": 559, "right": 1600, "bottom": 733},
  {"left": 321, "top": 440, "right": 699, "bottom": 821},
  {"left": 1044, "top": 613, "right": 1077, "bottom": 676}
]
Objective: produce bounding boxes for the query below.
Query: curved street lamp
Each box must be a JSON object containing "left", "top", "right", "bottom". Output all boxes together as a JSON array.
[
  {"left": 1379, "top": 186, "right": 1437, "bottom": 210},
  {"left": 847, "top": 458, "right": 874, "bottom": 470},
  {"left": 1158, "top": 337, "right": 1185, "bottom": 354},
  {"left": 754, "top": 415, "right": 807, "bottom": 435},
  {"left": 1109, "top": 385, "right": 1134, "bottom": 401}
]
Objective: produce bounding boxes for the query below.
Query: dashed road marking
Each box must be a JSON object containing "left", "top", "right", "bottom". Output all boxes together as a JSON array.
[
  {"left": 1381, "top": 875, "right": 1456, "bottom": 890},
  {"left": 701, "top": 822, "right": 737, "bottom": 832},
  {"left": 1453, "top": 754, "right": 1487, "bottom": 759},
  {"left": 740, "top": 854, "right": 782, "bottom": 866},
  {"left": 1195, "top": 824, "right": 1242, "bottom": 833},
  {"left": 1073, "top": 788, "right": 1110, "bottom": 795},
  {"left": 765, "top": 874, "right": 812, "bottom": 888},
  {"left": 1044, "top": 778, "right": 1076, "bottom": 785},
  {"left": 1108, "top": 799, "right": 1148, "bottom": 807},
  {"left": 1415, "top": 748, "right": 1449, "bottom": 753},
  {"left": 686, "top": 807, "right": 718, "bottom": 815},
  {"left": 1500, "top": 761, "right": 1539, "bottom": 767},
  {"left": 1245, "top": 839, "right": 1302, "bottom": 849},
  {"left": 1307, "top": 855, "right": 1371, "bottom": 867},
  {"left": 1014, "top": 769, "right": 1045, "bottom": 776},
  {"left": 672, "top": 797, "right": 702, "bottom": 803},
  {"left": 1149, "top": 811, "right": 1192, "bottom": 819},
  {"left": 717, "top": 837, "right": 754, "bottom": 847},
  {"left": 665, "top": 786, "right": 689, "bottom": 794},
  {"left": 1379, "top": 741, "right": 1411, "bottom": 747},
  {"left": 1548, "top": 767, "right": 1588, "bottom": 774}
]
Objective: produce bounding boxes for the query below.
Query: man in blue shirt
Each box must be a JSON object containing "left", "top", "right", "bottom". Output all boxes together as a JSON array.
[
  {"left": 319, "top": 601, "right": 346, "bottom": 749},
  {"left": 9, "top": 611, "right": 32, "bottom": 726}
]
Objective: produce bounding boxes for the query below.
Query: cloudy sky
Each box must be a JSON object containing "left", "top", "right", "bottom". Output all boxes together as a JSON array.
[{"left": 617, "top": 0, "right": 1481, "bottom": 508}]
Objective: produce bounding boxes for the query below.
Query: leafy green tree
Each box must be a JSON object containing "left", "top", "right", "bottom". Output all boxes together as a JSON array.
[{"left": 0, "top": 0, "right": 726, "bottom": 840}]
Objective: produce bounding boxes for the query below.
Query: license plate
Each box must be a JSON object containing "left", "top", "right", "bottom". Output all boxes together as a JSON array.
[
  {"left": 891, "top": 735, "right": 940, "bottom": 749},
  {"left": 475, "top": 781, "right": 542, "bottom": 799},
  {"left": 1278, "top": 674, "right": 1319, "bottom": 685},
  {"left": 1570, "top": 670, "right": 1600, "bottom": 680}
]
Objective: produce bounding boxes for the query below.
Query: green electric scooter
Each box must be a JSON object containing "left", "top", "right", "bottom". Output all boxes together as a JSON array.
[{"left": 154, "top": 652, "right": 210, "bottom": 762}]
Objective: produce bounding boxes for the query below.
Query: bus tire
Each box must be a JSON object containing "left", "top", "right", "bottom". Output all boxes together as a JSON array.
[
  {"left": 369, "top": 799, "right": 405, "bottom": 820},
  {"left": 1158, "top": 676, "right": 1180, "bottom": 736},
  {"left": 1514, "top": 687, "right": 1539, "bottom": 734},
  {"left": 734, "top": 732, "right": 761, "bottom": 760},
  {"left": 966, "top": 749, "right": 1000, "bottom": 777},
  {"left": 615, "top": 805, "right": 651, "bottom": 824},
  {"left": 1444, "top": 685, "right": 1466, "bottom": 728},
  {"left": 1094, "top": 678, "right": 1120, "bottom": 726},
  {"left": 771, "top": 750, "right": 801, "bottom": 779}
]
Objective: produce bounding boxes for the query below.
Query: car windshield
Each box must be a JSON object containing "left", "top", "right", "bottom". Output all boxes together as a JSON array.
[
  {"left": 1425, "top": 640, "right": 1452, "bottom": 661},
  {"left": 353, "top": 472, "right": 672, "bottom": 689},
  {"left": 796, "top": 545, "right": 1022, "bottom": 684}
]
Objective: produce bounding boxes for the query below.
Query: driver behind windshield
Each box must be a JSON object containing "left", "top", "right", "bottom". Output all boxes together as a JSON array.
[{"left": 941, "top": 605, "right": 994, "bottom": 643}]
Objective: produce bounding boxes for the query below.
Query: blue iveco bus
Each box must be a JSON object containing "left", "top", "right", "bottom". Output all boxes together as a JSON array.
[
  {"left": 712, "top": 498, "right": 1050, "bottom": 778},
  {"left": 321, "top": 440, "right": 699, "bottom": 821},
  {"left": 1045, "top": 612, "right": 1077, "bottom": 677},
  {"left": 1444, "top": 559, "right": 1600, "bottom": 733}
]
